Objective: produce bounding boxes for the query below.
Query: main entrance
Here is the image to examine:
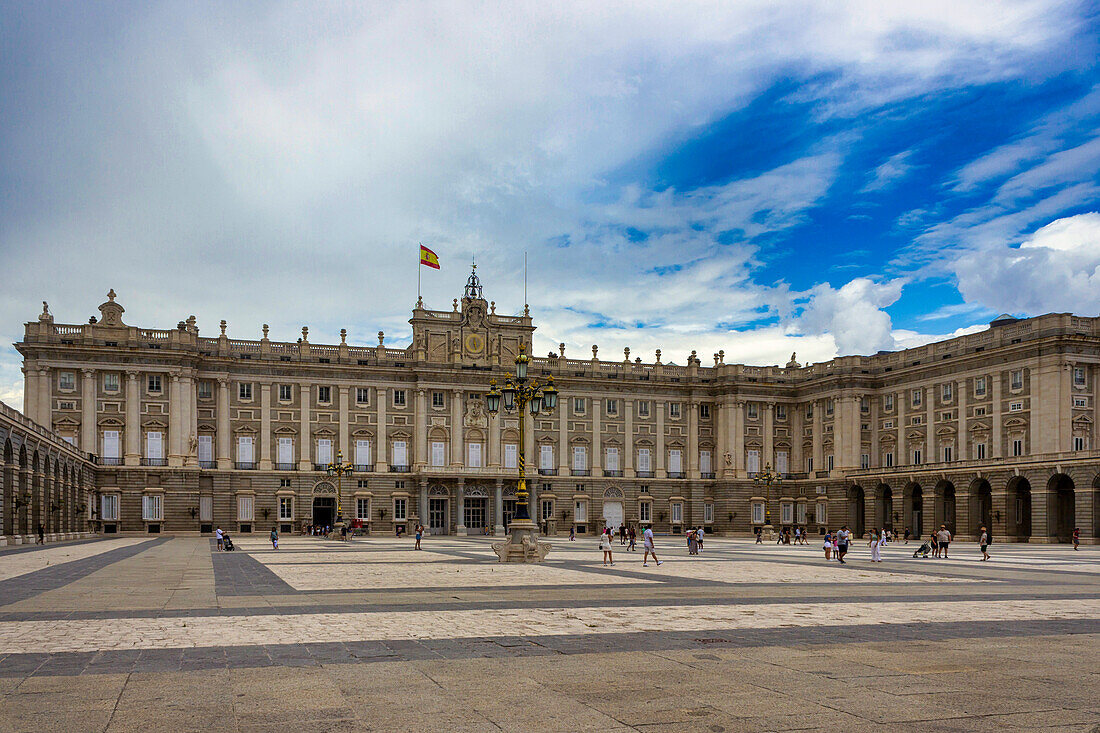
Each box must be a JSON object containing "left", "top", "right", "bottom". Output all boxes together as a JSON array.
[
  {"left": 312, "top": 496, "right": 335, "bottom": 528},
  {"left": 503, "top": 499, "right": 516, "bottom": 529},
  {"left": 603, "top": 501, "right": 623, "bottom": 530},
  {"left": 429, "top": 498, "right": 448, "bottom": 535},
  {"left": 464, "top": 498, "right": 487, "bottom": 533}
]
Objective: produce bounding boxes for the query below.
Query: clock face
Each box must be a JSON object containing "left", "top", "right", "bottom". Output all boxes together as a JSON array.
[{"left": 464, "top": 333, "right": 485, "bottom": 353}]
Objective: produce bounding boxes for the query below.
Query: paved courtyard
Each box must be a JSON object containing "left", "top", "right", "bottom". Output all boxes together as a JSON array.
[{"left": 0, "top": 533, "right": 1096, "bottom": 732}]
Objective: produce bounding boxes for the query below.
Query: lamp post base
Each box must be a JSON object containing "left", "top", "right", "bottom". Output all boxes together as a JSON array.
[
  {"left": 492, "top": 519, "right": 551, "bottom": 562},
  {"left": 761, "top": 523, "right": 778, "bottom": 542}
]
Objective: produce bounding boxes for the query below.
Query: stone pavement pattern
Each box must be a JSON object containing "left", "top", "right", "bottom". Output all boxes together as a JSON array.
[{"left": 0, "top": 534, "right": 1096, "bottom": 732}]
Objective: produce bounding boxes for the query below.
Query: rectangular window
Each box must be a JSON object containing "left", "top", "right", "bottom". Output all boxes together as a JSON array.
[
  {"left": 1011, "top": 370, "right": 1023, "bottom": 390},
  {"left": 539, "top": 444, "right": 553, "bottom": 469},
  {"left": 1012, "top": 439, "right": 1024, "bottom": 457},
  {"left": 776, "top": 404, "right": 787, "bottom": 420},
  {"left": 815, "top": 502, "right": 827, "bottom": 525},
  {"left": 883, "top": 420, "right": 894, "bottom": 429},
  {"left": 58, "top": 371, "right": 75, "bottom": 390},
  {"left": 277, "top": 437, "right": 294, "bottom": 465},
  {"left": 605, "top": 447, "right": 620, "bottom": 471},
  {"left": 806, "top": 404, "right": 814, "bottom": 419},
  {"left": 1073, "top": 436, "right": 1086, "bottom": 451},
  {"left": 541, "top": 499, "right": 554, "bottom": 522},
  {"left": 573, "top": 397, "right": 585, "bottom": 415},
  {"left": 392, "top": 441, "right": 407, "bottom": 466},
  {"left": 147, "top": 375, "right": 162, "bottom": 393},
  {"left": 669, "top": 402, "right": 682, "bottom": 419},
  {"left": 797, "top": 502, "right": 807, "bottom": 524},
  {"left": 431, "top": 442, "right": 445, "bottom": 467},
  {"left": 237, "top": 495, "right": 254, "bottom": 522},
  {"left": 911, "top": 388, "right": 922, "bottom": 406},
  {"left": 806, "top": 457, "right": 813, "bottom": 472},
  {"left": 279, "top": 497, "right": 293, "bottom": 520},
  {"left": 393, "top": 390, "right": 406, "bottom": 407},
  {"left": 670, "top": 502, "right": 683, "bottom": 524},
  {"left": 974, "top": 407, "right": 986, "bottom": 416},
  {"left": 668, "top": 449, "right": 682, "bottom": 473},
  {"left": 700, "top": 450, "right": 712, "bottom": 474},
  {"left": 825, "top": 399, "right": 834, "bottom": 417},
  {"left": 860, "top": 397, "right": 869, "bottom": 413},
  {"left": 279, "top": 384, "right": 293, "bottom": 401},
  {"left": 699, "top": 404, "right": 710, "bottom": 419},
  {"left": 975, "top": 377, "right": 987, "bottom": 396},
  {"left": 1074, "top": 397, "right": 1088, "bottom": 407},
  {"left": 637, "top": 448, "right": 651, "bottom": 472},
  {"left": 354, "top": 439, "right": 370, "bottom": 467},
  {"left": 103, "top": 373, "right": 120, "bottom": 392},
  {"left": 316, "top": 438, "right": 333, "bottom": 465},
  {"left": 704, "top": 502, "right": 714, "bottom": 523},
  {"left": 941, "top": 411, "right": 952, "bottom": 421},
  {"left": 393, "top": 498, "right": 407, "bottom": 521},
  {"left": 356, "top": 498, "right": 370, "bottom": 521},
  {"left": 827, "top": 454, "right": 834, "bottom": 471},
  {"left": 237, "top": 436, "right": 254, "bottom": 463},
  {"left": 101, "top": 494, "right": 119, "bottom": 521},
  {"left": 198, "top": 435, "right": 213, "bottom": 464},
  {"left": 942, "top": 383, "right": 952, "bottom": 401},
  {"left": 775, "top": 450, "right": 788, "bottom": 475},
  {"left": 781, "top": 502, "right": 793, "bottom": 525},
  {"left": 318, "top": 386, "right": 331, "bottom": 403},
  {"left": 943, "top": 445, "right": 954, "bottom": 462},
  {"left": 912, "top": 449, "right": 922, "bottom": 465},
  {"left": 746, "top": 449, "right": 760, "bottom": 474},
  {"left": 751, "top": 501, "right": 765, "bottom": 525},
  {"left": 884, "top": 451, "right": 894, "bottom": 467},
  {"left": 637, "top": 401, "right": 650, "bottom": 417},
  {"left": 639, "top": 501, "right": 651, "bottom": 522},
  {"left": 1074, "top": 367, "right": 1086, "bottom": 386},
  {"left": 467, "top": 442, "right": 482, "bottom": 467},
  {"left": 145, "top": 431, "right": 163, "bottom": 459},
  {"left": 746, "top": 403, "right": 758, "bottom": 420},
  {"left": 281, "top": 478, "right": 292, "bottom": 487},
  {"left": 432, "top": 391, "right": 445, "bottom": 408},
  {"left": 196, "top": 380, "right": 212, "bottom": 399},
  {"left": 1009, "top": 401, "right": 1023, "bottom": 412},
  {"left": 574, "top": 500, "right": 587, "bottom": 523},
  {"left": 976, "top": 443, "right": 986, "bottom": 460},
  {"left": 860, "top": 453, "right": 870, "bottom": 470},
  {"left": 606, "top": 399, "right": 618, "bottom": 416},
  {"left": 355, "top": 387, "right": 369, "bottom": 404},
  {"left": 238, "top": 382, "right": 252, "bottom": 401},
  {"left": 912, "top": 416, "right": 922, "bottom": 425},
  {"left": 142, "top": 494, "right": 162, "bottom": 521},
  {"left": 200, "top": 495, "right": 212, "bottom": 522},
  {"left": 103, "top": 430, "right": 120, "bottom": 459},
  {"left": 504, "top": 443, "right": 517, "bottom": 468},
  {"left": 572, "top": 445, "right": 587, "bottom": 471},
  {"left": 884, "top": 394, "right": 894, "bottom": 411}
]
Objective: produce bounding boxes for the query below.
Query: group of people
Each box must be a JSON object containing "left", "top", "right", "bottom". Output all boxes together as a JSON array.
[
  {"left": 686, "top": 526, "right": 705, "bottom": 554},
  {"left": 598, "top": 524, "right": 663, "bottom": 566},
  {"left": 755, "top": 526, "right": 811, "bottom": 544}
]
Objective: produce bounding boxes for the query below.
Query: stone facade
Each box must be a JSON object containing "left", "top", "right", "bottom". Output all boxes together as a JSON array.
[{"left": 7, "top": 273, "right": 1100, "bottom": 544}]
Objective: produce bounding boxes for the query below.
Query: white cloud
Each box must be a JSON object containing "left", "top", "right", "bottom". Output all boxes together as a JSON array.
[
  {"left": 788, "top": 277, "right": 907, "bottom": 355},
  {"left": 860, "top": 150, "right": 915, "bottom": 193}
]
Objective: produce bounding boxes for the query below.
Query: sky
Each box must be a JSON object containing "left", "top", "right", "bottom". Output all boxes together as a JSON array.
[{"left": 1, "top": 1, "right": 1099, "bottom": 411}]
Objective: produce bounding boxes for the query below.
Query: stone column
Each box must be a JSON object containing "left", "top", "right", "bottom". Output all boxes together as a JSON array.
[
  {"left": 451, "top": 388, "right": 464, "bottom": 466},
  {"left": 419, "top": 479, "right": 429, "bottom": 529},
  {"left": 624, "top": 398, "right": 635, "bottom": 477},
  {"left": 592, "top": 394, "right": 602, "bottom": 475},
  {"left": 338, "top": 385, "right": 350, "bottom": 458},
  {"left": 762, "top": 402, "right": 774, "bottom": 471},
  {"left": 557, "top": 403, "right": 568, "bottom": 473},
  {"left": 811, "top": 400, "right": 823, "bottom": 472},
  {"left": 168, "top": 374, "right": 183, "bottom": 467},
  {"left": 414, "top": 387, "right": 427, "bottom": 468},
  {"left": 1058, "top": 361, "right": 1072, "bottom": 451},
  {"left": 299, "top": 381, "right": 312, "bottom": 470},
  {"left": 790, "top": 401, "right": 803, "bottom": 473},
  {"left": 22, "top": 366, "right": 38, "bottom": 423},
  {"left": 456, "top": 480, "right": 466, "bottom": 535},
  {"left": 37, "top": 368, "right": 50, "bottom": 427},
  {"left": 524, "top": 411, "right": 536, "bottom": 480},
  {"left": 656, "top": 399, "right": 666, "bottom": 478},
  {"left": 81, "top": 369, "right": 96, "bottom": 452},
  {"left": 688, "top": 400, "right": 700, "bottom": 478},
  {"left": 182, "top": 375, "right": 197, "bottom": 468},
  {"left": 957, "top": 379, "right": 967, "bottom": 459},
  {"left": 375, "top": 387, "right": 388, "bottom": 471},
  {"left": 991, "top": 373, "right": 1002, "bottom": 457},
  {"left": 731, "top": 400, "right": 745, "bottom": 477},
  {"left": 259, "top": 383, "right": 273, "bottom": 470},
  {"left": 494, "top": 479, "right": 504, "bottom": 535},
  {"left": 925, "top": 386, "right": 935, "bottom": 463},
  {"left": 869, "top": 397, "right": 878, "bottom": 468},
  {"left": 897, "top": 391, "right": 907, "bottom": 465},
  {"left": 217, "top": 377, "right": 231, "bottom": 469}
]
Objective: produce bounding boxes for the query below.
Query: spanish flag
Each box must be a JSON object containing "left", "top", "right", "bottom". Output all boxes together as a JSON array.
[{"left": 419, "top": 244, "right": 440, "bottom": 269}]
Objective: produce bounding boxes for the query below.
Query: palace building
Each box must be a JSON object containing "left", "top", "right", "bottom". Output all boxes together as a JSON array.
[{"left": 3, "top": 266, "right": 1099, "bottom": 545}]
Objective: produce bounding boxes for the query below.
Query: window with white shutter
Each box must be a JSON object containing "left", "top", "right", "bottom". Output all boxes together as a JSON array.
[
  {"left": 199, "top": 495, "right": 213, "bottom": 522},
  {"left": 198, "top": 435, "right": 214, "bottom": 463},
  {"left": 237, "top": 436, "right": 254, "bottom": 463},
  {"left": 355, "top": 440, "right": 371, "bottom": 467},
  {"left": 539, "top": 445, "right": 553, "bottom": 469},
  {"left": 668, "top": 449, "right": 682, "bottom": 473},
  {"left": 605, "top": 447, "right": 619, "bottom": 471},
  {"left": 746, "top": 449, "right": 760, "bottom": 474},
  {"left": 572, "top": 446, "right": 587, "bottom": 471},
  {"left": 145, "top": 431, "right": 163, "bottom": 459},
  {"left": 637, "top": 449, "right": 651, "bottom": 472},
  {"left": 277, "top": 437, "right": 294, "bottom": 465},
  {"left": 392, "top": 441, "right": 408, "bottom": 467},
  {"left": 670, "top": 502, "right": 682, "bottom": 523},
  {"left": 467, "top": 443, "right": 482, "bottom": 467},
  {"left": 316, "top": 438, "right": 333, "bottom": 465},
  {"left": 431, "top": 442, "right": 445, "bottom": 467},
  {"left": 574, "top": 501, "right": 587, "bottom": 522},
  {"left": 699, "top": 450, "right": 711, "bottom": 474},
  {"left": 142, "top": 494, "right": 162, "bottom": 521},
  {"left": 237, "top": 495, "right": 254, "bottom": 521},
  {"left": 775, "top": 450, "right": 788, "bottom": 474},
  {"left": 103, "top": 430, "right": 120, "bottom": 459},
  {"left": 504, "top": 443, "right": 517, "bottom": 468},
  {"left": 101, "top": 494, "right": 119, "bottom": 521},
  {"left": 815, "top": 502, "right": 827, "bottom": 524}
]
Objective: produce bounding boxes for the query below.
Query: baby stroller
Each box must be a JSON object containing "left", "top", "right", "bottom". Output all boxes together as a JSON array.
[
  {"left": 913, "top": 542, "right": 930, "bottom": 558},
  {"left": 223, "top": 535, "right": 236, "bottom": 552}
]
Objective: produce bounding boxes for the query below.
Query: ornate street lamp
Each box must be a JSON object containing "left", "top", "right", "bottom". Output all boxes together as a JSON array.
[
  {"left": 752, "top": 463, "right": 783, "bottom": 539},
  {"left": 485, "top": 343, "right": 558, "bottom": 557},
  {"left": 325, "top": 450, "right": 354, "bottom": 536}
]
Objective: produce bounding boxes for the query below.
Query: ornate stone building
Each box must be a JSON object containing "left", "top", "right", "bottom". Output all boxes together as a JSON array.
[{"left": 6, "top": 268, "right": 1100, "bottom": 544}]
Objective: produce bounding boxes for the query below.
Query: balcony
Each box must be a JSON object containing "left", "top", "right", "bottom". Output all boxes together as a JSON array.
[
  {"left": 537, "top": 468, "right": 558, "bottom": 476},
  {"left": 235, "top": 461, "right": 256, "bottom": 470},
  {"left": 603, "top": 470, "right": 623, "bottom": 477},
  {"left": 98, "top": 457, "right": 123, "bottom": 466},
  {"left": 313, "top": 463, "right": 329, "bottom": 472},
  {"left": 636, "top": 471, "right": 654, "bottom": 478},
  {"left": 275, "top": 463, "right": 296, "bottom": 471},
  {"left": 389, "top": 464, "right": 411, "bottom": 473},
  {"left": 700, "top": 472, "right": 716, "bottom": 479},
  {"left": 571, "top": 468, "right": 590, "bottom": 477},
  {"left": 141, "top": 458, "right": 167, "bottom": 467},
  {"left": 668, "top": 471, "right": 686, "bottom": 479},
  {"left": 353, "top": 464, "right": 372, "bottom": 472},
  {"left": 814, "top": 470, "right": 831, "bottom": 478},
  {"left": 199, "top": 461, "right": 216, "bottom": 469}
]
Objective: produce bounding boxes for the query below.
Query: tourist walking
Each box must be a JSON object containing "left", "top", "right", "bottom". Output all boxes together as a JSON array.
[
  {"left": 270, "top": 526, "right": 279, "bottom": 549},
  {"left": 628, "top": 525, "right": 636, "bottom": 551},
  {"left": 904, "top": 527, "right": 911, "bottom": 544},
  {"left": 836, "top": 526, "right": 851, "bottom": 563},
  {"left": 929, "top": 533, "right": 939, "bottom": 558},
  {"left": 619, "top": 523, "right": 627, "bottom": 545},
  {"left": 880, "top": 527, "right": 888, "bottom": 547},
  {"left": 569, "top": 525, "right": 575, "bottom": 541},
  {"left": 823, "top": 531, "right": 833, "bottom": 561},
  {"left": 600, "top": 531, "right": 615, "bottom": 565},
  {"left": 755, "top": 527, "right": 763, "bottom": 544},
  {"left": 1072, "top": 527, "right": 1080, "bottom": 550},
  {"left": 415, "top": 523, "right": 423, "bottom": 550},
  {"left": 936, "top": 525, "right": 953, "bottom": 559},
  {"left": 215, "top": 526, "right": 224, "bottom": 551},
  {"left": 642, "top": 525, "right": 663, "bottom": 566},
  {"left": 36, "top": 523, "right": 44, "bottom": 545},
  {"left": 979, "top": 525, "right": 990, "bottom": 561},
  {"left": 869, "top": 529, "right": 882, "bottom": 562},
  {"left": 687, "top": 527, "right": 698, "bottom": 555},
  {"left": 696, "top": 525, "right": 704, "bottom": 550}
]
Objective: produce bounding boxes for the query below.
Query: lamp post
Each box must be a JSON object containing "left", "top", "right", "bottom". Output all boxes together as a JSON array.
[
  {"left": 752, "top": 462, "right": 782, "bottom": 540},
  {"left": 485, "top": 343, "right": 558, "bottom": 555},
  {"left": 325, "top": 450, "right": 354, "bottom": 537}
]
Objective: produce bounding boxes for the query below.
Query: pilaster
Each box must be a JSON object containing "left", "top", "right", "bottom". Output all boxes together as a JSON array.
[
  {"left": 81, "top": 369, "right": 96, "bottom": 452},
  {"left": 259, "top": 383, "right": 272, "bottom": 471}
]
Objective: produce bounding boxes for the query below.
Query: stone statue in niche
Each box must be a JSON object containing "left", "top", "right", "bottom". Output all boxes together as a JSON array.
[
  {"left": 464, "top": 399, "right": 488, "bottom": 428},
  {"left": 724, "top": 451, "right": 733, "bottom": 467}
]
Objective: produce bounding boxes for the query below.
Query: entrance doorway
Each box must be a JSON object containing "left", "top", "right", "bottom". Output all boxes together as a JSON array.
[
  {"left": 312, "top": 496, "right": 335, "bottom": 529},
  {"left": 1049, "top": 474, "right": 1075, "bottom": 542},
  {"left": 429, "top": 498, "right": 448, "bottom": 535},
  {"left": 876, "top": 485, "right": 893, "bottom": 531},
  {"left": 848, "top": 486, "right": 865, "bottom": 538},
  {"left": 910, "top": 485, "right": 923, "bottom": 539},
  {"left": 503, "top": 499, "right": 516, "bottom": 529},
  {"left": 464, "top": 498, "right": 487, "bottom": 533},
  {"left": 603, "top": 501, "right": 623, "bottom": 530}
]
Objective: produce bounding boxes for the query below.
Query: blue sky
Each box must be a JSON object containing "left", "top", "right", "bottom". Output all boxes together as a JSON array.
[{"left": 1, "top": 1, "right": 1100, "bottom": 408}]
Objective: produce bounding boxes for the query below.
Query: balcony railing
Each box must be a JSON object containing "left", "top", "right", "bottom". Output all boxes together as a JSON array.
[
  {"left": 571, "top": 468, "right": 590, "bottom": 476},
  {"left": 141, "top": 458, "right": 167, "bottom": 467},
  {"left": 700, "top": 472, "right": 716, "bottom": 479},
  {"left": 199, "top": 461, "right": 216, "bottom": 469},
  {"left": 275, "top": 463, "right": 296, "bottom": 471},
  {"left": 603, "top": 470, "right": 623, "bottom": 477},
  {"left": 668, "top": 471, "right": 686, "bottom": 479},
  {"left": 636, "top": 470, "right": 654, "bottom": 478},
  {"left": 235, "top": 461, "right": 256, "bottom": 470},
  {"left": 99, "top": 457, "right": 123, "bottom": 466},
  {"left": 313, "top": 463, "right": 328, "bottom": 472},
  {"left": 353, "top": 464, "right": 372, "bottom": 472},
  {"left": 538, "top": 468, "right": 558, "bottom": 476},
  {"left": 389, "top": 464, "right": 411, "bottom": 473}
]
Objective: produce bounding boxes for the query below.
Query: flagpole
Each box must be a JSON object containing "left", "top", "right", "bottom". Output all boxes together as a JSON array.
[
  {"left": 524, "top": 251, "right": 528, "bottom": 308},
  {"left": 417, "top": 242, "right": 422, "bottom": 305}
]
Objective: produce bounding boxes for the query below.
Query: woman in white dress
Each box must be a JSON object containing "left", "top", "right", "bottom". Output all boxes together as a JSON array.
[{"left": 869, "top": 528, "right": 883, "bottom": 562}]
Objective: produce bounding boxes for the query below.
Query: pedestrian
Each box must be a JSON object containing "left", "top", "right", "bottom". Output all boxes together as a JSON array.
[
  {"left": 619, "top": 523, "right": 627, "bottom": 545},
  {"left": 755, "top": 527, "right": 763, "bottom": 544},
  {"left": 929, "top": 533, "right": 939, "bottom": 557},
  {"left": 642, "top": 525, "right": 663, "bottom": 566},
  {"left": 869, "top": 528, "right": 882, "bottom": 562},
  {"left": 36, "top": 523, "right": 45, "bottom": 545},
  {"left": 904, "top": 527, "right": 911, "bottom": 544},
  {"left": 628, "top": 525, "right": 636, "bottom": 551},
  {"left": 1072, "top": 527, "right": 1080, "bottom": 550},
  {"left": 600, "top": 531, "right": 615, "bottom": 566},
  {"left": 979, "top": 525, "right": 990, "bottom": 561},
  {"left": 936, "top": 525, "right": 952, "bottom": 559},
  {"left": 823, "top": 531, "right": 833, "bottom": 561},
  {"left": 832, "top": 532, "right": 839, "bottom": 560},
  {"left": 270, "top": 526, "right": 279, "bottom": 549},
  {"left": 687, "top": 527, "right": 698, "bottom": 555},
  {"left": 569, "top": 525, "right": 576, "bottom": 541},
  {"left": 696, "top": 525, "right": 704, "bottom": 551},
  {"left": 880, "top": 527, "right": 888, "bottom": 547},
  {"left": 215, "top": 526, "right": 224, "bottom": 551},
  {"left": 415, "top": 523, "right": 423, "bottom": 550},
  {"left": 836, "top": 526, "right": 851, "bottom": 564}
]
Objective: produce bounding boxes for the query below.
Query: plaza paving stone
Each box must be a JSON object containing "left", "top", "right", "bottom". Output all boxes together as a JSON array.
[{"left": 0, "top": 534, "right": 1096, "bottom": 732}]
